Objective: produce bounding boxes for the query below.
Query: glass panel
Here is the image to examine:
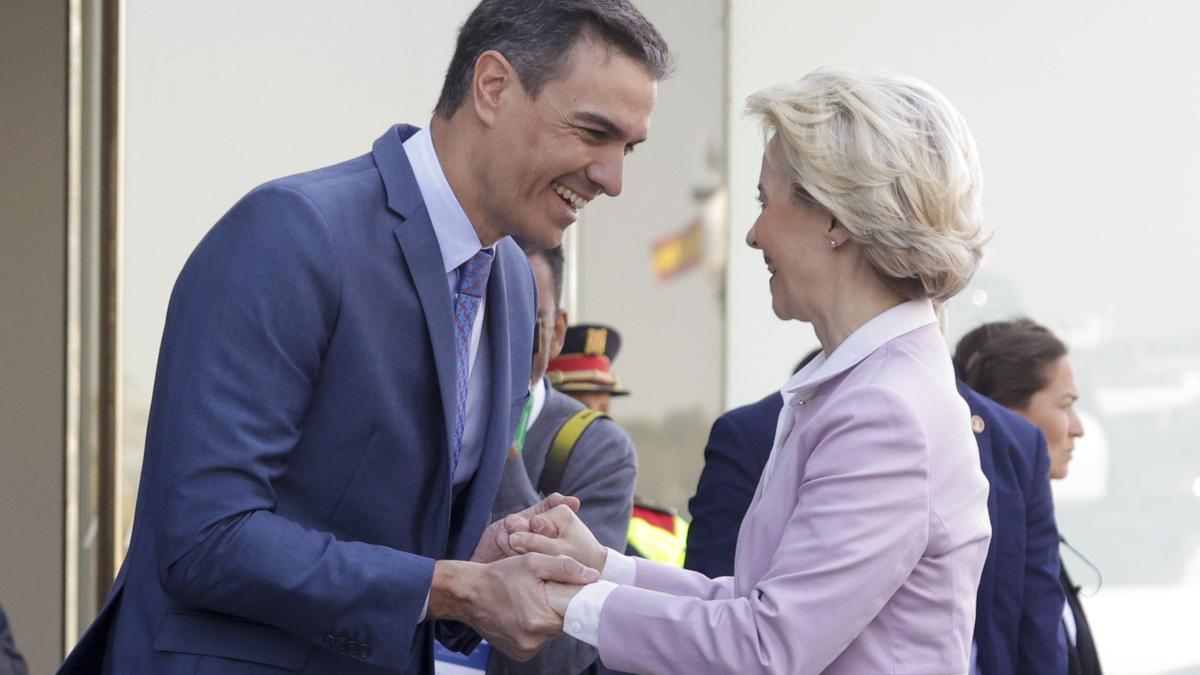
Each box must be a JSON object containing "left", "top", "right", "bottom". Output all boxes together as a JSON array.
[
  {"left": 575, "top": 0, "right": 728, "bottom": 516},
  {"left": 728, "top": 2, "right": 1200, "bottom": 672}
]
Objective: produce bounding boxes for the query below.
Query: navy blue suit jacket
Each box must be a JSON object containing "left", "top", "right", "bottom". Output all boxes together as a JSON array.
[
  {"left": 958, "top": 382, "right": 1066, "bottom": 675},
  {"left": 684, "top": 392, "right": 782, "bottom": 578},
  {"left": 60, "top": 125, "right": 536, "bottom": 674}
]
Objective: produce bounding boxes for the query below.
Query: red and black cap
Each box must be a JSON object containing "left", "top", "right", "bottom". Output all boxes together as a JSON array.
[{"left": 546, "top": 323, "right": 630, "bottom": 396}]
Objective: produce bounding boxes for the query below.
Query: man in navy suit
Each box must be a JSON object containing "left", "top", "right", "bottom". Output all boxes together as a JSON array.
[
  {"left": 60, "top": 2, "right": 669, "bottom": 673},
  {"left": 685, "top": 379, "right": 1065, "bottom": 674},
  {"left": 684, "top": 390, "right": 781, "bottom": 578},
  {"left": 685, "top": 352, "right": 818, "bottom": 578}
]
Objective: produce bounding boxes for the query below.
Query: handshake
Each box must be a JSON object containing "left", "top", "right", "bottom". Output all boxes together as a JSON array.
[{"left": 427, "top": 494, "right": 607, "bottom": 661}]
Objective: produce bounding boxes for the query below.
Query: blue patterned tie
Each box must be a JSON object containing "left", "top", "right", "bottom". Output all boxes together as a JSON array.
[{"left": 450, "top": 248, "right": 494, "bottom": 476}]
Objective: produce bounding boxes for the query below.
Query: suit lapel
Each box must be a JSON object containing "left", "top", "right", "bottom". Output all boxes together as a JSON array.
[
  {"left": 974, "top": 406, "right": 1000, "bottom": 642},
  {"left": 375, "top": 125, "right": 459, "bottom": 468}
]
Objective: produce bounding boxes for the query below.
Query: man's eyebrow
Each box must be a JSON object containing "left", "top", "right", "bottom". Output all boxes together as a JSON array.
[{"left": 573, "top": 111, "right": 645, "bottom": 145}]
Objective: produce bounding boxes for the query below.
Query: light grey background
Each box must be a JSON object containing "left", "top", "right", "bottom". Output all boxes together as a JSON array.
[{"left": 726, "top": 3, "right": 1200, "bottom": 673}]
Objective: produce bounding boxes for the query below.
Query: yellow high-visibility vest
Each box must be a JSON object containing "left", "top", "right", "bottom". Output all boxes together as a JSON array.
[{"left": 627, "top": 507, "right": 689, "bottom": 568}]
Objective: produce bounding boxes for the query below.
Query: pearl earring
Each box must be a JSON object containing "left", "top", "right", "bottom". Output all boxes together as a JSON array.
[{"left": 829, "top": 239, "right": 838, "bottom": 248}]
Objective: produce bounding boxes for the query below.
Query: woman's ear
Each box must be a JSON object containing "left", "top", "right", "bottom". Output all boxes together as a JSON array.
[{"left": 827, "top": 217, "right": 851, "bottom": 248}]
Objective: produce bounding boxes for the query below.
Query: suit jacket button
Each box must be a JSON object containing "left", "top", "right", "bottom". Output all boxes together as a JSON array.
[
  {"left": 324, "top": 633, "right": 336, "bottom": 648},
  {"left": 358, "top": 643, "right": 372, "bottom": 659}
]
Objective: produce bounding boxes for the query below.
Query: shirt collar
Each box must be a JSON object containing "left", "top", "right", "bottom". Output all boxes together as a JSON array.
[
  {"left": 782, "top": 299, "right": 938, "bottom": 405},
  {"left": 402, "top": 124, "right": 483, "bottom": 273},
  {"left": 528, "top": 377, "right": 548, "bottom": 429}
]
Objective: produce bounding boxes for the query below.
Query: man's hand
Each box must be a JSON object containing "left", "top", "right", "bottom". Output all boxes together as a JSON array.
[
  {"left": 509, "top": 504, "right": 608, "bottom": 573},
  {"left": 471, "top": 493, "right": 581, "bottom": 564},
  {"left": 429, "top": 554, "right": 598, "bottom": 661},
  {"left": 543, "top": 581, "right": 585, "bottom": 617}
]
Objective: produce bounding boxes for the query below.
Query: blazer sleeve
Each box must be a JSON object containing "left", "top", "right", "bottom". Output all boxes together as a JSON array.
[
  {"left": 685, "top": 412, "right": 764, "bottom": 578},
  {"left": 595, "top": 384, "right": 930, "bottom": 675},
  {"left": 1017, "top": 426, "right": 1068, "bottom": 673},
  {"left": 149, "top": 185, "right": 434, "bottom": 671},
  {"left": 490, "top": 419, "right": 638, "bottom": 675}
]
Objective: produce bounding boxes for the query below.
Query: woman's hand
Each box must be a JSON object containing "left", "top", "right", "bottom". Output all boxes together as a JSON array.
[
  {"left": 471, "top": 493, "right": 581, "bottom": 564},
  {"left": 509, "top": 504, "right": 608, "bottom": 573}
]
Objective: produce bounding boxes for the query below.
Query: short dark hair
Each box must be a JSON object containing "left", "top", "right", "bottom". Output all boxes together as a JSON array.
[
  {"left": 434, "top": 0, "right": 671, "bottom": 119},
  {"left": 952, "top": 318, "right": 1068, "bottom": 409},
  {"left": 516, "top": 237, "right": 565, "bottom": 311}
]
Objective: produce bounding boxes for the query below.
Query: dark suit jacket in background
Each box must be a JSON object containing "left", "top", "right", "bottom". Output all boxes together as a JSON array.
[
  {"left": 958, "top": 382, "right": 1066, "bottom": 675},
  {"left": 488, "top": 383, "right": 637, "bottom": 675},
  {"left": 1062, "top": 561, "right": 1103, "bottom": 675},
  {"left": 1, "top": 604, "right": 28, "bottom": 675},
  {"left": 684, "top": 392, "right": 781, "bottom": 578},
  {"left": 59, "top": 124, "right": 536, "bottom": 675}
]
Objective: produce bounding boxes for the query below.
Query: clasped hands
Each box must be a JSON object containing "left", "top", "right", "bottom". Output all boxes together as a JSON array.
[{"left": 428, "top": 493, "right": 606, "bottom": 661}]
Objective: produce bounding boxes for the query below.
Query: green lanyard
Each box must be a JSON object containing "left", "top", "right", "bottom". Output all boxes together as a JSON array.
[{"left": 512, "top": 396, "right": 534, "bottom": 455}]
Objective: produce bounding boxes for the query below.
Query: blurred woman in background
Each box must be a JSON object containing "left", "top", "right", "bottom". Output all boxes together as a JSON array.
[{"left": 954, "top": 318, "right": 1102, "bottom": 675}]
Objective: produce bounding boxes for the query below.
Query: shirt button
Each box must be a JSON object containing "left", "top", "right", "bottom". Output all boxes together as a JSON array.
[{"left": 568, "top": 622, "right": 582, "bottom": 634}]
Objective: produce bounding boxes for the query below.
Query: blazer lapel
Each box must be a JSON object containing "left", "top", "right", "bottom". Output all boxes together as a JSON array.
[
  {"left": 375, "top": 125, "right": 459, "bottom": 465},
  {"left": 974, "top": 412, "right": 999, "bottom": 634}
]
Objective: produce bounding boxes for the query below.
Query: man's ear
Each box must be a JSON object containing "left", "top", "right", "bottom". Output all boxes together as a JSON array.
[
  {"left": 471, "top": 50, "right": 516, "bottom": 128},
  {"left": 550, "top": 309, "right": 568, "bottom": 360}
]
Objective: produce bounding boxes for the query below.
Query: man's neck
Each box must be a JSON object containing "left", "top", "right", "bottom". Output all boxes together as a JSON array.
[{"left": 429, "top": 115, "right": 499, "bottom": 246}]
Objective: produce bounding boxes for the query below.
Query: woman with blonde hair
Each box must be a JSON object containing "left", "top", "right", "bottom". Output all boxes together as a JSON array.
[{"left": 508, "top": 67, "right": 993, "bottom": 674}]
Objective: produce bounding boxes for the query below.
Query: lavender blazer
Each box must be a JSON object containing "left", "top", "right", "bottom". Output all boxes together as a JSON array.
[{"left": 594, "top": 302, "right": 991, "bottom": 674}]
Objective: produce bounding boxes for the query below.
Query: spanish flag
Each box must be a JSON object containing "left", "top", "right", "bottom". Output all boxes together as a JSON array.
[{"left": 651, "top": 219, "right": 703, "bottom": 281}]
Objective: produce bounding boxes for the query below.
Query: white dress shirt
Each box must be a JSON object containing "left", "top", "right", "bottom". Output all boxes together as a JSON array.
[
  {"left": 527, "top": 376, "right": 548, "bottom": 429},
  {"left": 403, "top": 124, "right": 491, "bottom": 487}
]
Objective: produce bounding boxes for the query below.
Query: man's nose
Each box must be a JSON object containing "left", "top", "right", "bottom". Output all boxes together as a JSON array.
[{"left": 586, "top": 149, "right": 625, "bottom": 198}]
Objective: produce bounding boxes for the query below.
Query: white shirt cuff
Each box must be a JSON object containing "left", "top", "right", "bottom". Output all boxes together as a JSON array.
[
  {"left": 562, "top": 580, "right": 618, "bottom": 647},
  {"left": 419, "top": 591, "right": 429, "bottom": 622},
  {"left": 599, "top": 547, "right": 636, "bottom": 585}
]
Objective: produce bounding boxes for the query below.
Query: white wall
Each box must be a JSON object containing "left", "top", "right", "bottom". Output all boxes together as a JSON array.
[{"left": 726, "top": 3, "right": 1200, "bottom": 673}]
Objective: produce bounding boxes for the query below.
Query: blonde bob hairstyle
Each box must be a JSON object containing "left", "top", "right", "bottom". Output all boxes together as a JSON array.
[{"left": 747, "top": 67, "right": 988, "bottom": 302}]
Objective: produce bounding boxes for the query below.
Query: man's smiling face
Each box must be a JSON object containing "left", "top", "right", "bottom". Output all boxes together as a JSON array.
[{"left": 485, "top": 36, "right": 657, "bottom": 248}]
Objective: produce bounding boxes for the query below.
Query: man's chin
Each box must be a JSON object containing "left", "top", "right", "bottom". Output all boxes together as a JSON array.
[{"left": 526, "top": 224, "right": 569, "bottom": 249}]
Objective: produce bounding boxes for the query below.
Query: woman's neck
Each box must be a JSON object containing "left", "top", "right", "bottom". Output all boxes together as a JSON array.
[{"left": 811, "top": 276, "right": 908, "bottom": 355}]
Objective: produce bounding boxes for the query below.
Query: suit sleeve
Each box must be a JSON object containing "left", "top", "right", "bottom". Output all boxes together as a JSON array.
[
  {"left": 685, "top": 413, "right": 763, "bottom": 577},
  {"left": 491, "top": 420, "right": 638, "bottom": 675},
  {"left": 150, "top": 185, "right": 433, "bottom": 671},
  {"left": 595, "top": 385, "right": 930, "bottom": 675},
  {"left": 1017, "top": 427, "right": 1068, "bottom": 673}
]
